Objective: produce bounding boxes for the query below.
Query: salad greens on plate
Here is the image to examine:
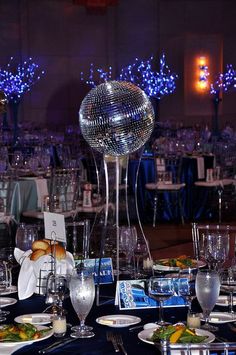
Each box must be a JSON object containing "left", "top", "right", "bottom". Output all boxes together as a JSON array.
[{"left": 150, "top": 324, "right": 208, "bottom": 344}]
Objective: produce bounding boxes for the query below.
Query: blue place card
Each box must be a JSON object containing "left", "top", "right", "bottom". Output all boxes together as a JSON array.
[{"left": 74, "top": 258, "right": 114, "bottom": 285}]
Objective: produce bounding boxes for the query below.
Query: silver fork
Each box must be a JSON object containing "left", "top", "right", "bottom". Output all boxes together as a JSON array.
[
  {"left": 114, "top": 333, "right": 127, "bottom": 355},
  {"left": 106, "top": 331, "right": 119, "bottom": 352}
]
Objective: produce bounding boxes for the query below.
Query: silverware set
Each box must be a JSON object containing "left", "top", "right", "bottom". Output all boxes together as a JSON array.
[{"left": 106, "top": 331, "right": 128, "bottom": 354}]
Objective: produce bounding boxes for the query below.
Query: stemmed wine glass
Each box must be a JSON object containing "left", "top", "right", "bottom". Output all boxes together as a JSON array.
[
  {"left": 200, "top": 232, "right": 229, "bottom": 270},
  {"left": 195, "top": 269, "right": 220, "bottom": 331},
  {"left": 15, "top": 224, "right": 38, "bottom": 251},
  {"left": 148, "top": 277, "right": 174, "bottom": 326},
  {"left": 0, "top": 262, "right": 10, "bottom": 321},
  {"left": 178, "top": 268, "right": 196, "bottom": 312},
  {"left": 44, "top": 273, "right": 69, "bottom": 315},
  {"left": 134, "top": 240, "right": 148, "bottom": 279},
  {"left": 69, "top": 266, "right": 95, "bottom": 338},
  {"left": 0, "top": 247, "right": 16, "bottom": 291},
  {"left": 119, "top": 226, "right": 137, "bottom": 275},
  {"left": 220, "top": 266, "right": 236, "bottom": 315}
]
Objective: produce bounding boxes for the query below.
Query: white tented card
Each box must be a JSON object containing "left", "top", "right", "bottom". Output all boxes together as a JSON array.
[{"left": 43, "top": 212, "right": 66, "bottom": 243}]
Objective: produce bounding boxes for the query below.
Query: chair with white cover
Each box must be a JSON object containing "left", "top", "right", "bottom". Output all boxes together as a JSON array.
[{"left": 145, "top": 155, "right": 185, "bottom": 227}]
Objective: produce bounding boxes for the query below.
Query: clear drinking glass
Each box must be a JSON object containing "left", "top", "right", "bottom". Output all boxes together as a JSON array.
[
  {"left": 195, "top": 269, "right": 220, "bottom": 331},
  {"left": 119, "top": 226, "right": 137, "bottom": 275},
  {"left": 220, "top": 267, "right": 236, "bottom": 314},
  {"left": 148, "top": 277, "right": 174, "bottom": 326},
  {"left": 44, "top": 273, "right": 69, "bottom": 315},
  {"left": 0, "top": 262, "right": 10, "bottom": 320},
  {"left": 69, "top": 267, "right": 95, "bottom": 338},
  {"left": 134, "top": 240, "right": 148, "bottom": 278},
  {"left": 0, "top": 247, "right": 16, "bottom": 291},
  {"left": 178, "top": 268, "right": 196, "bottom": 312},
  {"left": 15, "top": 224, "right": 38, "bottom": 251},
  {"left": 200, "top": 232, "right": 229, "bottom": 270}
]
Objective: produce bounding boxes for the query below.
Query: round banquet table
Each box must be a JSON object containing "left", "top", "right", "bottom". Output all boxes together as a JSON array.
[{"left": 0, "top": 289, "right": 234, "bottom": 355}]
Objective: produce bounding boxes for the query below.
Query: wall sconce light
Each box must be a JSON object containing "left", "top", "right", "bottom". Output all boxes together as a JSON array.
[{"left": 196, "top": 56, "right": 209, "bottom": 92}]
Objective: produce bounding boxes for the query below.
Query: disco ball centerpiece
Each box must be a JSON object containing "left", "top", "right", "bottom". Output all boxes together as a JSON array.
[{"left": 79, "top": 81, "right": 155, "bottom": 156}]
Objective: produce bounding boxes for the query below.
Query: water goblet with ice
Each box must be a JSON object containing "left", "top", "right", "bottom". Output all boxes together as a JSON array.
[{"left": 70, "top": 266, "right": 95, "bottom": 338}]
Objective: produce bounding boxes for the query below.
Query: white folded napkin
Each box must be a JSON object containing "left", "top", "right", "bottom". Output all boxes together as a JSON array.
[
  {"left": 14, "top": 248, "right": 75, "bottom": 300},
  {"left": 35, "top": 178, "right": 49, "bottom": 209},
  {"left": 196, "top": 156, "right": 205, "bottom": 179}
]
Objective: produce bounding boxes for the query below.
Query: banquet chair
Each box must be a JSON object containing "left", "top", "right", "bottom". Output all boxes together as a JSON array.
[
  {"left": 145, "top": 155, "right": 185, "bottom": 227},
  {"left": 0, "top": 173, "right": 16, "bottom": 247},
  {"left": 194, "top": 167, "right": 235, "bottom": 223},
  {"left": 191, "top": 222, "right": 236, "bottom": 262},
  {"left": 65, "top": 219, "right": 90, "bottom": 258},
  {"left": 48, "top": 168, "right": 80, "bottom": 213}
]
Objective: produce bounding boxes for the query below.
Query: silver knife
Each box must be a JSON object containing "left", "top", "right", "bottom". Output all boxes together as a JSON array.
[{"left": 38, "top": 337, "right": 78, "bottom": 354}]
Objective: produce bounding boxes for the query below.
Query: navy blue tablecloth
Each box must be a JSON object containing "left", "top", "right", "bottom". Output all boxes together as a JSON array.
[{"left": 0, "top": 289, "right": 231, "bottom": 354}]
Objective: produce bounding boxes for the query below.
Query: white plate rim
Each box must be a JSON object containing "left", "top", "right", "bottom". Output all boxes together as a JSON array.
[
  {"left": 14, "top": 313, "right": 53, "bottom": 325},
  {"left": 202, "top": 311, "right": 236, "bottom": 324},
  {"left": 216, "top": 295, "right": 236, "bottom": 306},
  {"left": 0, "top": 325, "right": 53, "bottom": 346},
  {"left": 0, "top": 297, "right": 17, "bottom": 308},
  {"left": 96, "top": 314, "right": 141, "bottom": 328},
  {"left": 138, "top": 327, "right": 215, "bottom": 346},
  {"left": 0, "top": 286, "right": 17, "bottom": 296},
  {"left": 153, "top": 259, "right": 205, "bottom": 272}
]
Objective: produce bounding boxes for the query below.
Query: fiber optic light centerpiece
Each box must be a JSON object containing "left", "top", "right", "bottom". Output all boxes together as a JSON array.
[{"left": 79, "top": 81, "right": 155, "bottom": 156}]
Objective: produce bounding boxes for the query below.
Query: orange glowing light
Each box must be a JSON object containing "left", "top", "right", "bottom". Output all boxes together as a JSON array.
[{"left": 195, "top": 56, "right": 209, "bottom": 92}]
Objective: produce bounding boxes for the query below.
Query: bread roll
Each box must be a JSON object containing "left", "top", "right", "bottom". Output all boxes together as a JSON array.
[
  {"left": 30, "top": 249, "right": 46, "bottom": 261},
  {"left": 32, "top": 240, "right": 49, "bottom": 251},
  {"left": 45, "top": 244, "right": 66, "bottom": 260}
]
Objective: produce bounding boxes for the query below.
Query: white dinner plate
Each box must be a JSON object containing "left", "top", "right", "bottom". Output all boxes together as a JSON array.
[
  {"left": 216, "top": 295, "right": 236, "bottom": 307},
  {"left": 153, "top": 259, "right": 205, "bottom": 272},
  {"left": 202, "top": 312, "right": 236, "bottom": 324},
  {"left": 0, "top": 286, "right": 17, "bottom": 296},
  {"left": 0, "top": 325, "right": 53, "bottom": 347},
  {"left": 14, "top": 313, "right": 53, "bottom": 325},
  {"left": 0, "top": 297, "right": 17, "bottom": 307},
  {"left": 96, "top": 314, "right": 141, "bottom": 328},
  {"left": 138, "top": 327, "right": 215, "bottom": 346}
]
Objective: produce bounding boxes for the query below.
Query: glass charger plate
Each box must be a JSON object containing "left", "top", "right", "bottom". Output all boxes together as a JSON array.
[
  {"left": 0, "top": 286, "right": 17, "bottom": 296},
  {"left": 0, "top": 297, "right": 17, "bottom": 307},
  {"left": 96, "top": 314, "right": 141, "bottom": 328},
  {"left": 138, "top": 327, "right": 215, "bottom": 346},
  {"left": 0, "top": 325, "right": 53, "bottom": 347},
  {"left": 216, "top": 295, "right": 236, "bottom": 307},
  {"left": 202, "top": 312, "right": 236, "bottom": 324},
  {"left": 14, "top": 313, "right": 53, "bottom": 325},
  {"left": 153, "top": 259, "right": 205, "bottom": 272}
]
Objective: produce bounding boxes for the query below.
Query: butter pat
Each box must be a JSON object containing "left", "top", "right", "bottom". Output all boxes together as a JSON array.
[
  {"left": 210, "top": 317, "right": 219, "bottom": 322},
  {"left": 99, "top": 319, "right": 116, "bottom": 325},
  {"left": 22, "top": 317, "right": 33, "bottom": 322}
]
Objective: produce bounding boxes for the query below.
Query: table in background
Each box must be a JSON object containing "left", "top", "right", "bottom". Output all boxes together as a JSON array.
[{"left": 128, "top": 155, "right": 215, "bottom": 222}]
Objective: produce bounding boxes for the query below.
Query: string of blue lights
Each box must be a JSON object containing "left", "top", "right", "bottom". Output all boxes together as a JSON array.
[
  {"left": 210, "top": 64, "right": 236, "bottom": 95},
  {"left": 0, "top": 57, "right": 45, "bottom": 103},
  {"left": 81, "top": 53, "right": 178, "bottom": 99}
]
